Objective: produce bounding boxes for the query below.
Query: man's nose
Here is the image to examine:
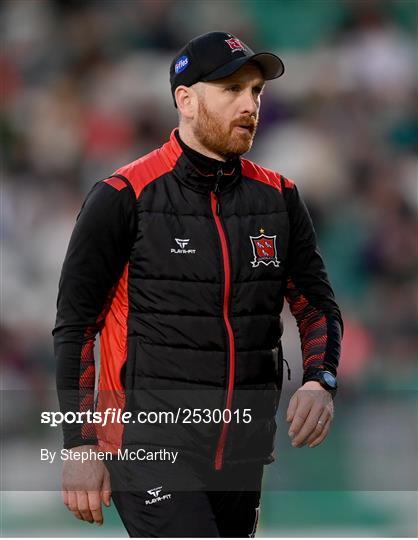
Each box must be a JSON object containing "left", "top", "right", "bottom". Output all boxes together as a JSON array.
[{"left": 239, "top": 89, "right": 258, "bottom": 116}]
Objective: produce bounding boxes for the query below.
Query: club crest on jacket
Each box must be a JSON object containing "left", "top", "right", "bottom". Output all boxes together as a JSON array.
[{"left": 250, "top": 233, "right": 280, "bottom": 267}]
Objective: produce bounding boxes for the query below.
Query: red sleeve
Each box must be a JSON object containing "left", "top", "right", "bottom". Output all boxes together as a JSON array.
[
  {"left": 283, "top": 180, "right": 343, "bottom": 383},
  {"left": 53, "top": 177, "right": 136, "bottom": 448}
]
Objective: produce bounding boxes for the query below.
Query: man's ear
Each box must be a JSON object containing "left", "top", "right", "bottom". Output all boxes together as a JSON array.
[{"left": 175, "top": 85, "right": 198, "bottom": 119}]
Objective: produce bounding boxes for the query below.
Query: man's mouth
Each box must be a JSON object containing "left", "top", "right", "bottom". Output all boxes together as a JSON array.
[{"left": 234, "top": 124, "right": 253, "bottom": 134}]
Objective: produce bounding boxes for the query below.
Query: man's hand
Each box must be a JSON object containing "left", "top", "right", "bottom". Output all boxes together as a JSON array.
[
  {"left": 286, "top": 381, "right": 334, "bottom": 448},
  {"left": 61, "top": 445, "right": 111, "bottom": 525}
]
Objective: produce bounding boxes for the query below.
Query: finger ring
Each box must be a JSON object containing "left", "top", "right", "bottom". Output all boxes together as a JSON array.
[{"left": 317, "top": 420, "right": 324, "bottom": 425}]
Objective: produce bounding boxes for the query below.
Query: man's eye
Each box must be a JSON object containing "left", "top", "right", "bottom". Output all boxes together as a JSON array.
[{"left": 228, "top": 85, "right": 241, "bottom": 92}]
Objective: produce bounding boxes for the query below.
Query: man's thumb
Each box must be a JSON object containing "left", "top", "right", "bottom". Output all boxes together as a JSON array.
[
  {"left": 101, "top": 469, "right": 112, "bottom": 507},
  {"left": 286, "top": 393, "right": 298, "bottom": 422}
]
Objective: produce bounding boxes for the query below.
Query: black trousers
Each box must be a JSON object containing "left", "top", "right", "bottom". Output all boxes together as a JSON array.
[{"left": 106, "top": 452, "right": 264, "bottom": 537}]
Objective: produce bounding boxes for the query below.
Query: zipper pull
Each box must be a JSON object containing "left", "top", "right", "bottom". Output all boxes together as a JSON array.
[
  {"left": 214, "top": 169, "right": 223, "bottom": 215},
  {"left": 283, "top": 358, "right": 291, "bottom": 381},
  {"left": 216, "top": 168, "right": 223, "bottom": 184}
]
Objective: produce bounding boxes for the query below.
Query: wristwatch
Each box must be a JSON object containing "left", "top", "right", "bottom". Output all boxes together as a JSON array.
[{"left": 309, "top": 370, "right": 338, "bottom": 398}]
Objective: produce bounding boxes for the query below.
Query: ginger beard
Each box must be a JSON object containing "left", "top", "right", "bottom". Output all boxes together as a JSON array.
[{"left": 193, "top": 97, "right": 258, "bottom": 160}]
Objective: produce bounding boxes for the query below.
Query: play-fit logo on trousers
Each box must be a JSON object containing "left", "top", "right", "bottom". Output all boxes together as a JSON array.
[
  {"left": 145, "top": 486, "right": 172, "bottom": 505},
  {"left": 171, "top": 238, "right": 196, "bottom": 254}
]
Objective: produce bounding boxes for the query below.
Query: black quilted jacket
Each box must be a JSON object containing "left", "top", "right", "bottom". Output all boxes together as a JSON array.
[{"left": 53, "top": 129, "right": 342, "bottom": 469}]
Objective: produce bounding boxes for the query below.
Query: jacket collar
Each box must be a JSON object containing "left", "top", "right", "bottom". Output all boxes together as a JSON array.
[{"left": 165, "top": 129, "right": 242, "bottom": 194}]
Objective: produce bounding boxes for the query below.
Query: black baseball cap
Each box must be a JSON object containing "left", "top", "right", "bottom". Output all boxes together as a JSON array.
[{"left": 170, "top": 31, "right": 285, "bottom": 107}]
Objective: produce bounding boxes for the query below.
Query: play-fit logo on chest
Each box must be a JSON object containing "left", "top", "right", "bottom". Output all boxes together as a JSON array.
[
  {"left": 171, "top": 238, "right": 196, "bottom": 254},
  {"left": 145, "top": 486, "right": 172, "bottom": 505}
]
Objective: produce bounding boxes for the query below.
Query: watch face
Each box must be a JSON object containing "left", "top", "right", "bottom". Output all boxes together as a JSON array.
[{"left": 323, "top": 371, "right": 337, "bottom": 389}]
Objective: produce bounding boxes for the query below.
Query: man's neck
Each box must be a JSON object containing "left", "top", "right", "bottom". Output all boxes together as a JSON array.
[
  {"left": 175, "top": 129, "right": 238, "bottom": 176},
  {"left": 178, "top": 125, "right": 227, "bottom": 162}
]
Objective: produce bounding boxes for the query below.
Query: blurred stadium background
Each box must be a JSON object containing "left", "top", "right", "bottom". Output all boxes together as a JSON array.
[{"left": 1, "top": 0, "right": 417, "bottom": 537}]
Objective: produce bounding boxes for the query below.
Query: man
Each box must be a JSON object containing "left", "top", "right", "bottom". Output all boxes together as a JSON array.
[{"left": 53, "top": 31, "right": 342, "bottom": 537}]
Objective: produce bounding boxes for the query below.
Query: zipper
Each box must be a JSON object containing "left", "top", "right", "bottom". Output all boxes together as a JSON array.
[
  {"left": 210, "top": 169, "right": 236, "bottom": 470},
  {"left": 272, "top": 346, "right": 291, "bottom": 385},
  {"left": 283, "top": 357, "right": 291, "bottom": 381}
]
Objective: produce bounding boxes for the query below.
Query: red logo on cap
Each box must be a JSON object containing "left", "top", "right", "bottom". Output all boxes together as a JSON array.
[{"left": 225, "top": 38, "right": 246, "bottom": 52}]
